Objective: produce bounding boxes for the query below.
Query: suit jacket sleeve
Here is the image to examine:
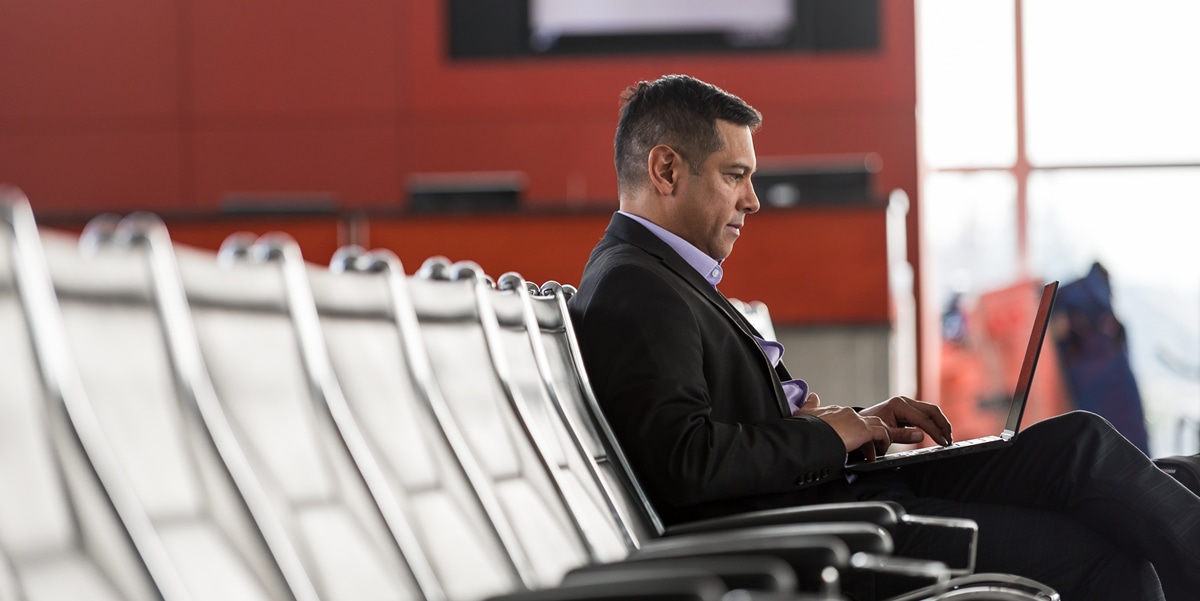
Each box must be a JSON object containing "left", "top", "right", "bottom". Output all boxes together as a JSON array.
[{"left": 572, "top": 261, "right": 848, "bottom": 509}]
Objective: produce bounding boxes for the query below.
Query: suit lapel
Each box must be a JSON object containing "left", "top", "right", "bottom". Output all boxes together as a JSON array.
[{"left": 604, "top": 214, "right": 793, "bottom": 415}]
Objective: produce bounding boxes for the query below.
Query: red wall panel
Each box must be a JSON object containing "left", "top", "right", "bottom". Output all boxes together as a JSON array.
[
  {"left": 189, "top": 0, "right": 401, "bottom": 116},
  {"left": 0, "top": 0, "right": 180, "bottom": 123},
  {"left": 191, "top": 123, "right": 400, "bottom": 207},
  {"left": 404, "top": 115, "right": 617, "bottom": 206},
  {"left": 0, "top": 130, "right": 182, "bottom": 212}
]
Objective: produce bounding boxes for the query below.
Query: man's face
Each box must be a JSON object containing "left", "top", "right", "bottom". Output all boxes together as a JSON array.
[{"left": 667, "top": 119, "right": 760, "bottom": 261}]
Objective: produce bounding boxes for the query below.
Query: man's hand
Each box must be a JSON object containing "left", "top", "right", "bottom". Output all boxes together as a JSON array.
[
  {"left": 793, "top": 393, "right": 953, "bottom": 461},
  {"left": 793, "top": 393, "right": 894, "bottom": 460},
  {"left": 860, "top": 396, "right": 954, "bottom": 448}
]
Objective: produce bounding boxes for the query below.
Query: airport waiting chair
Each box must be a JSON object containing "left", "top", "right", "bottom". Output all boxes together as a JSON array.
[
  {"left": 36, "top": 211, "right": 318, "bottom": 601},
  {"left": 1, "top": 191, "right": 173, "bottom": 601},
  {"left": 255, "top": 234, "right": 532, "bottom": 601},
  {"left": 728, "top": 298, "right": 778, "bottom": 342},
  {"left": 167, "top": 233, "right": 428, "bottom": 601}
]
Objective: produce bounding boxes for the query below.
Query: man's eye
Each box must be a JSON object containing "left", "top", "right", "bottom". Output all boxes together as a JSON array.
[{"left": 728, "top": 173, "right": 744, "bottom": 182}]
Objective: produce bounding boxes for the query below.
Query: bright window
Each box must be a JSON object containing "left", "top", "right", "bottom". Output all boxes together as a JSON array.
[
  {"left": 919, "top": 0, "right": 1200, "bottom": 455},
  {"left": 1024, "top": 0, "right": 1200, "bottom": 166}
]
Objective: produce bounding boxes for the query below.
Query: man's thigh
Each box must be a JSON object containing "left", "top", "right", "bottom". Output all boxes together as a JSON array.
[{"left": 895, "top": 497, "right": 1162, "bottom": 601}]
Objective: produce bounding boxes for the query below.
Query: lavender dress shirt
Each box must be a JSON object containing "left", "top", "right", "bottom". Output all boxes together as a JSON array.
[{"left": 617, "top": 211, "right": 810, "bottom": 414}]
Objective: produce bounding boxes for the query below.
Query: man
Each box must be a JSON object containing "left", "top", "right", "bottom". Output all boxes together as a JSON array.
[{"left": 568, "top": 74, "right": 1200, "bottom": 600}]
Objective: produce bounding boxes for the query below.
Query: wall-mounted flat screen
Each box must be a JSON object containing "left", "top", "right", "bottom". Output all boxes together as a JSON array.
[{"left": 449, "top": 0, "right": 879, "bottom": 58}]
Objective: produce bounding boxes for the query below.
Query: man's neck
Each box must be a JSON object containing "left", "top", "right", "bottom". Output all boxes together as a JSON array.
[{"left": 617, "top": 211, "right": 723, "bottom": 287}]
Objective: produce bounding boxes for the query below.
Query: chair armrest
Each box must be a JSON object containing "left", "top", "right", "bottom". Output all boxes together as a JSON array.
[
  {"left": 631, "top": 528, "right": 850, "bottom": 593},
  {"left": 665, "top": 502, "right": 979, "bottom": 577},
  {"left": 634, "top": 523, "right": 886, "bottom": 561},
  {"left": 895, "top": 514, "right": 979, "bottom": 575},
  {"left": 486, "top": 569, "right": 727, "bottom": 601},
  {"left": 847, "top": 552, "right": 951, "bottom": 599},
  {"left": 635, "top": 524, "right": 956, "bottom": 599},
  {"left": 565, "top": 555, "right": 797, "bottom": 593},
  {"left": 887, "top": 572, "right": 1060, "bottom": 601},
  {"left": 664, "top": 502, "right": 904, "bottom": 536}
]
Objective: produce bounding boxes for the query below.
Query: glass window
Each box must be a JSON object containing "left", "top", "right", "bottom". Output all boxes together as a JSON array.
[
  {"left": 917, "top": 0, "right": 1016, "bottom": 169},
  {"left": 1028, "top": 168, "right": 1200, "bottom": 455},
  {"left": 1024, "top": 0, "right": 1200, "bottom": 166},
  {"left": 1028, "top": 168, "right": 1200, "bottom": 283},
  {"left": 923, "top": 171, "right": 1020, "bottom": 306}
]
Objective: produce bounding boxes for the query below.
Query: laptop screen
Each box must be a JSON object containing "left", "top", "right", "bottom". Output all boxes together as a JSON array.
[{"left": 1004, "top": 281, "right": 1060, "bottom": 435}]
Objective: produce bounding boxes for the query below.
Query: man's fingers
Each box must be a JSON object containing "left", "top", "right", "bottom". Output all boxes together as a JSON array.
[
  {"left": 926, "top": 403, "right": 954, "bottom": 444},
  {"left": 792, "top": 392, "right": 822, "bottom": 417},
  {"left": 864, "top": 416, "right": 892, "bottom": 459},
  {"left": 803, "top": 392, "right": 821, "bottom": 409},
  {"left": 894, "top": 396, "right": 953, "bottom": 446},
  {"left": 892, "top": 426, "right": 924, "bottom": 444}
]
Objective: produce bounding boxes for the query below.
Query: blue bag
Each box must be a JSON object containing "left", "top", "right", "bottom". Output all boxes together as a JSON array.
[{"left": 1054, "top": 262, "right": 1151, "bottom": 454}]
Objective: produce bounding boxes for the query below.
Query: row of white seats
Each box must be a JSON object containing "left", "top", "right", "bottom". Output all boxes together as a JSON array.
[{"left": 0, "top": 187, "right": 1056, "bottom": 601}]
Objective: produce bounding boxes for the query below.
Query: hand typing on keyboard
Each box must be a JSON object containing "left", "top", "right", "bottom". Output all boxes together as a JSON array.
[{"left": 797, "top": 393, "right": 954, "bottom": 461}]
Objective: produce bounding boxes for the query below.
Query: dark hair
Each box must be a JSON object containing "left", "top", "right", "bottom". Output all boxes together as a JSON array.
[{"left": 614, "top": 74, "right": 762, "bottom": 195}]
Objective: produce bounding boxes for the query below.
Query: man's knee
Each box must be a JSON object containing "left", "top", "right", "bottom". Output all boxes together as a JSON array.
[
  {"left": 1032, "top": 410, "right": 1121, "bottom": 447},
  {"left": 1052, "top": 409, "right": 1114, "bottom": 433}
]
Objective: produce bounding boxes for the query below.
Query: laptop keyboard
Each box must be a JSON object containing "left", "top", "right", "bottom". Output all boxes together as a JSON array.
[{"left": 884, "top": 435, "right": 1003, "bottom": 459}]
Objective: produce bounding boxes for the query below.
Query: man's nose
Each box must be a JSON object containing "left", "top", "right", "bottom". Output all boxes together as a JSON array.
[{"left": 742, "top": 183, "right": 760, "bottom": 213}]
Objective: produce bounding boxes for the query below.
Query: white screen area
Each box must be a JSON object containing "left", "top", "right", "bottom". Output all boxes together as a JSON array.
[{"left": 530, "top": 0, "right": 793, "bottom": 38}]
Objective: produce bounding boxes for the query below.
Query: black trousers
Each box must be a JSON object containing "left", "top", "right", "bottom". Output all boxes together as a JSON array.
[{"left": 853, "top": 411, "right": 1200, "bottom": 601}]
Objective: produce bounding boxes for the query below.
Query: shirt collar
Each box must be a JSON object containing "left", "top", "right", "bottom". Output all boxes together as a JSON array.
[{"left": 618, "top": 211, "right": 723, "bottom": 286}]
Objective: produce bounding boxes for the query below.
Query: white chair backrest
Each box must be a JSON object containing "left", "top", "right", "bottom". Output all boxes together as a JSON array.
[
  {"left": 264, "top": 236, "right": 522, "bottom": 601},
  {"left": 403, "top": 263, "right": 597, "bottom": 585},
  {"left": 40, "top": 215, "right": 303, "bottom": 601},
  {"left": 728, "top": 298, "right": 778, "bottom": 342},
  {"left": 0, "top": 210, "right": 70, "bottom": 568},
  {"left": 485, "top": 277, "right": 634, "bottom": 558},
  {"left": 1, "top": 195, "right": 163, "bottom": 601},
  {"left": 309, "top": 250, "right": 532, "bottom": 600},
  {"left": 0, "top": 544, "right": 18, "bottom": 601},
  {"left": 175, "top": 236, "right": 420, "bottom": 601}
]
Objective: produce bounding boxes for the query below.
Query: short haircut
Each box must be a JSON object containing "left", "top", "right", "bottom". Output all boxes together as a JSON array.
[{"left": 614, "top": 74, "right": 762, "bottom": 196}]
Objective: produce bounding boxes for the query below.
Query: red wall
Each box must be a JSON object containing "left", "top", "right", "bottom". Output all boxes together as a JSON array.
[
  {"left": 1, "top": 0, "right": 919, "bottom": 326},
  {"left": 1, "top": 1, "right": 917, "bottom": 208}
]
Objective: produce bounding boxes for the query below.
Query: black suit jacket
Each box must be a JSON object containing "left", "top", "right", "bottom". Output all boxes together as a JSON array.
[{"left": 569, "top": 213, "right": 855, "bottom": 525}]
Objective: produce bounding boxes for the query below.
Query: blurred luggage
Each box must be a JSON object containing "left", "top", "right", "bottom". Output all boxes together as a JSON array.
[{"left": 1053, "top": 262, "right": 1150, "bottom": 454}]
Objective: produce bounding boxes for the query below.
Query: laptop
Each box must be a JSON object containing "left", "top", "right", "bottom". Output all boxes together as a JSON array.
[{"left": 848, "top": 281, "right": 1059, "bottom": 472}]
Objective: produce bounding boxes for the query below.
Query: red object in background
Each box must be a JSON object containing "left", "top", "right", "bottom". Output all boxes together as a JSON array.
[{"left": 939, "top": 280, "right": 1071, "bottom": 441}]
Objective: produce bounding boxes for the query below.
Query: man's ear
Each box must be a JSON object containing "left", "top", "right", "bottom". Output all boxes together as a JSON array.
[{"left": 647, "top": 145, "right": 681, "bottom": 197}]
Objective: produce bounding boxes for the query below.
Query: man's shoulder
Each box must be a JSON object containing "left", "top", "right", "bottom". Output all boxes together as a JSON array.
[
  {"left": 584, "top": 237, "right": 655, "bottom": 275},
  {"left": 579, "top": 240, "right": 679, "bottom": 298},
  {"left": 572, "top": 239, "right": 692, "bottom": 325}
]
